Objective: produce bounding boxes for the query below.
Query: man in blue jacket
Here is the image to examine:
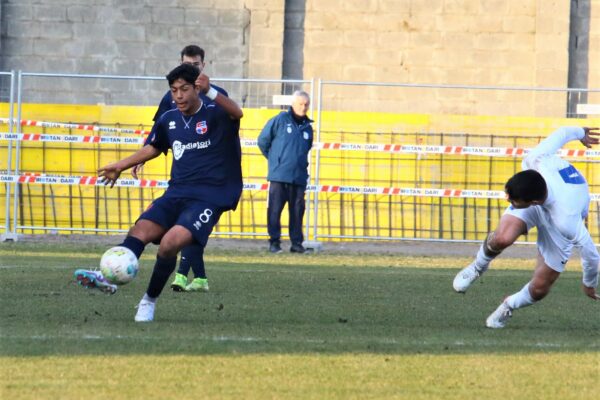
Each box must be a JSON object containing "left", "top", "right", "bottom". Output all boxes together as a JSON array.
[{"left": 257, "top": 90, "right": 313, "bottom": 253}]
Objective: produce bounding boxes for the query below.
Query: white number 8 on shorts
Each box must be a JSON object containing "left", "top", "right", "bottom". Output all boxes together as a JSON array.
[{"left": 193, "top": 208, "right": 213, "bottom": 230}]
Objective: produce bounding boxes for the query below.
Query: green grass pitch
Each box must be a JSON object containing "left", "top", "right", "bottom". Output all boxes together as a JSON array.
[{"left": 1, "top": 241, "right": 598, "bottom": 399}]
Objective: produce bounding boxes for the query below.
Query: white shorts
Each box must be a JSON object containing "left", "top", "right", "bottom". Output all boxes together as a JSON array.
[{"left": 504, "top": 205, "right": 593, "bottom": 273}]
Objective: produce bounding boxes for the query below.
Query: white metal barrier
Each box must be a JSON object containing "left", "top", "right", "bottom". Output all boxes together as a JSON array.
[
  {"left": 1, "top": 71, "right": 16, "bottom": 241},
  {"left": 1, "top": 72, "right": 599, "bottom": 244}
]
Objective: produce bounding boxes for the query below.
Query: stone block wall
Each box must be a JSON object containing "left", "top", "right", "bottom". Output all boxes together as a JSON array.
[
  {"left": 0, "top": 0, "right": 252, "bottom": 104},
  {"left": 0, "top": 0, "right": 598, "bottom": 117},
  {"left": 302, "top": 0, "right": 597, "bottom": 117}
]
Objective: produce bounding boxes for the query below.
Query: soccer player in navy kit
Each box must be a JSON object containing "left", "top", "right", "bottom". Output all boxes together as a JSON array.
[
  {"left": 133, "top": 45, "right": 229, "bottom": 293},
  {"left": 74, "top": 63, "right": 243, "bottom": 322}
]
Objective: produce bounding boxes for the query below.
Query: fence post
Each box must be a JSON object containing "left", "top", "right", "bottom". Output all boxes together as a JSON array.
[
  {"left": 307, "top": 78, "right": 323, "bottom": 250},
  {"left": 10, "top": 70, "right": 23, "bottom": 240},
  {"left": 303, "top": 78, "right": 315, "bottom": 243},
  {"left": 2, "top": 70, "right": 18, "bottom": 242}
]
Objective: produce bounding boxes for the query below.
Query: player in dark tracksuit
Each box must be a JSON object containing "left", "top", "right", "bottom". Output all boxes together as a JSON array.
[{"left": 257, "top": 91, "right": 313, "bottom": 253}]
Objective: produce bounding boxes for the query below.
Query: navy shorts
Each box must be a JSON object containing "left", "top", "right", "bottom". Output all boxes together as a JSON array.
[{"left": 139, "top": 196, "right": 223, "bottom": 247}]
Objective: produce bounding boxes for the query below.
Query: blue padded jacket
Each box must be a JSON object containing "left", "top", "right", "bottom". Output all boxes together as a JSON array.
[{"left": 257, "top": 108, "right": 313, "bottom": 187}]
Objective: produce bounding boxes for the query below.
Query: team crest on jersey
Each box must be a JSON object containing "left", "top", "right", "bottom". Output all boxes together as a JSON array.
[
  {"left": 169, "top": 121, "right": 176, "bottom": 130},
  {"left": 196, "top": 121, "right": 207, "bottom": 135}
]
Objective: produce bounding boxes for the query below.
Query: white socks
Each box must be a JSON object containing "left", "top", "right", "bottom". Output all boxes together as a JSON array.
[
  {"left": 142, "top": 293, "right": 157, "bottom": 303},
  {"left": 474, "top": 244, "right": 494, "bottom": 271},
  {"left": 505, "top": 282, "right": 536, "bottom": 310}
]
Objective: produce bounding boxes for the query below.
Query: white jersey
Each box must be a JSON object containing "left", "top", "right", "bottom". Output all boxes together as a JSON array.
[{"left": 505, "top": 127, "right": 599, "bottom": 287}]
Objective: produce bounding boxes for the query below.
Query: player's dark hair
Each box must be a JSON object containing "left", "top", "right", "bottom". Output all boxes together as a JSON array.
[
  {"left": 180, "top": 45, "right": 205, "bottom": 61},
  {"left": 166, "top": 63, "right": 200, "bottom": 86},
  {"left": 505, "top": 169, "right": 547, "bottom": 203}
]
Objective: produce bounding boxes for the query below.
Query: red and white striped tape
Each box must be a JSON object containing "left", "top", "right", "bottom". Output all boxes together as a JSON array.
[
  {"left": 0, "top": 174, "right": 167, "bottom": 188},
  {"left": 306, "top": 185, "right": 505, "bottom": 199},
  {"left": 317, "top": 142, "right": 600, "bottom": 158},
  {"left": 0, "top": 132, "right": 145, "bottom": 145},
  {"left": 2, "top": 130, "right": 600, "bottom": 158},
  {"left": 0, "top": 118, "right": 151, "bottom": 136},
  {"left": 1, "top": 173, "right": 598, "bottom": 201}
]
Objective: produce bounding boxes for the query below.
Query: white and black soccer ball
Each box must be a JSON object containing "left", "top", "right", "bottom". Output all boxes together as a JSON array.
[{"left": 99, "top": 246, "right": 139, "bottom": 285}]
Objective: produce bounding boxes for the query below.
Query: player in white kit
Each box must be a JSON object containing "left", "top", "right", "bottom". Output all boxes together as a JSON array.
[{"left": 453, "top": 126, "right": 600, "bottom": 328}]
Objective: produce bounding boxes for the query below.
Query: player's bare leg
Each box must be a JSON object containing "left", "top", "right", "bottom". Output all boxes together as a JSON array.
[
  {"left": 453, "top": 215, "right": 526, "bottom": 293},
  {"left": 127, "top": 219, "right": 166, "bottom": 244},
  {"left": 527, "top": 252, "right": 561, "bottom": 301},
  {"left": 487, "top": 252, "right": 560, "bottom": 328}
]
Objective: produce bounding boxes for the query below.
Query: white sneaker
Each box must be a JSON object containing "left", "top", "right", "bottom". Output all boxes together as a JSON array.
[
  {"left": 134, "top": 299, "right": 155, "bottom": 322},
  {"left": 452, "top": 262, "right": 484, "bottom": 293},
  {"left": 486, "top": 302, "right": 512, "bottom": 329}
]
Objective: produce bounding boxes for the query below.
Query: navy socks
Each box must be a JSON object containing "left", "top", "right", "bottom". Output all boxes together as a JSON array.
[
  {"left": 146, "top": 255, "right": 177, "bottom": 298},
  {"left": 177, "top": 244, "right": 206, "bottom": 279},
  {"left": 119, "top": 236, "right": 145, "bottom": 259}
]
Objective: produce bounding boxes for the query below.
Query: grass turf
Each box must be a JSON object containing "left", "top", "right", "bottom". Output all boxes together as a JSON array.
[{"left": 1, "top": 241, "right": 599, "bottom": 399}]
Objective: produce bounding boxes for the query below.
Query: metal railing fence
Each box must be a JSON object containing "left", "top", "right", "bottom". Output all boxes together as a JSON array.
[
  {"left": 311, "top": 79, "right": 600, "bottom": 243},
  {"left": 1, "top": 71, "right": 599, "bottom": 244}
]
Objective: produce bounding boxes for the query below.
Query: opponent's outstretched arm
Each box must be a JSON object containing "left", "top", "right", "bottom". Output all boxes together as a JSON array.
[
  {"left": 523, "top": 126, "right": 599, "bottom": 170},
  {"left": 99, "top": 144, "right": 162, "bottom": 188}
]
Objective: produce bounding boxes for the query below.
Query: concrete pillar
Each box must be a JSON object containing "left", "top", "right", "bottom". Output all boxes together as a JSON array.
[
  {"left": 282, "top": 0, "right": 305, "bottom": 83},
  {"left": 567, "top": 0, "right": 591, "bottom": 117}
]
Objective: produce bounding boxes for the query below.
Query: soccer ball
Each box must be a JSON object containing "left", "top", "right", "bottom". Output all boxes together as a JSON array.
[{"left": 99, "top": 246, "right": 139, "bottom": 285}]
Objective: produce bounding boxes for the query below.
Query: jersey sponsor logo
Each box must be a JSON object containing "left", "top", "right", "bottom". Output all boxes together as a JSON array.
[
  {"left": 169, "top": 121, "right": 176, "bottom": 130},
  {"left": 558, "top": 165, "right": 585, "bottom": 184},
  {"left": 196, "top": 121, "right": 207, "bottom": 135},
  {"left": 172, "top": 139, "right": 212, "bottom": 160}
]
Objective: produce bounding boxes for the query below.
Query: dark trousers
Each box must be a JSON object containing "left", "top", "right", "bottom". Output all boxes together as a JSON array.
[{"left": 267, "top": 181, "right": 305, "bottom": 245}]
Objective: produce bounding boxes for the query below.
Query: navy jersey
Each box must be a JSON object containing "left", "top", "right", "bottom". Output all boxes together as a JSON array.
[{"left": 147, "top": 101, "right": 242, "bottom": 211}]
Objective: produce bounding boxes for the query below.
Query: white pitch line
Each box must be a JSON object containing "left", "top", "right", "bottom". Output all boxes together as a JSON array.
[{"left": 1, "top": 334, "right": 598, "bottom": 350}]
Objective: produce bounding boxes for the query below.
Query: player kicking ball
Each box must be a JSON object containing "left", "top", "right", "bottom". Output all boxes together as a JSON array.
[
  {"left": 453, "top": 126, "right": 600, "bottom": 328},
  {"left": 74, "top": 63, "right": 243, "bottom": 322}
]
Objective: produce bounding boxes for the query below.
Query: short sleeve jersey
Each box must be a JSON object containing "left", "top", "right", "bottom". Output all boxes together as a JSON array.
[{"left": 147, "top": 101, "right": 242, "bottom": 211}]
